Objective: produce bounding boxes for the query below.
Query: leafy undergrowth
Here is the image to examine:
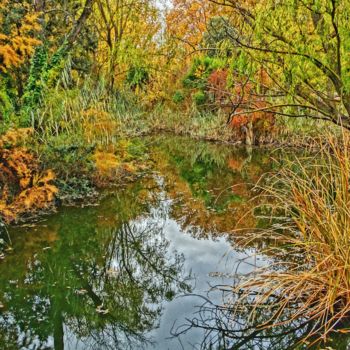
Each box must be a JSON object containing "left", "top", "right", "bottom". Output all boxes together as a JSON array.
[
  {"left": 0, "top": 127, "right": 150, "bottom": 224},
  {"left": 92, "top": 139, "right": 147, "bottom": 188}
]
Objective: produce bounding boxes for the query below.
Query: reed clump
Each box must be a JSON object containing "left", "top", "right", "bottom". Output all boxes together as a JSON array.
[{"left": 232, "top": 134, "right": 350, "bottom": 344}]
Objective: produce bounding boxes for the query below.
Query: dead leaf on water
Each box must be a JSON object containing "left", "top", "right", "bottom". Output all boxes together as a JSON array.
[
  {"left": 96, "top": 305, "right": 109, "bottom": 315},
  {"left": 106, "top": 268, "right": 119, "bottom": 277},
  {"left": 75, "top": 289, "right": 88, "bottom": 295}
]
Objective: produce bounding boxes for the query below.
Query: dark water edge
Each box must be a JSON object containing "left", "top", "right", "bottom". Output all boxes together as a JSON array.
[{"left": 0, "top": 135, "right": 349, "bottom": 350}]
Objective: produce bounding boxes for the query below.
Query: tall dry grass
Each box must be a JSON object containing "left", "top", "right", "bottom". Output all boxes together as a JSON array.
[{"left": 232, "top": 133, "right": 350, "bottom": 344}]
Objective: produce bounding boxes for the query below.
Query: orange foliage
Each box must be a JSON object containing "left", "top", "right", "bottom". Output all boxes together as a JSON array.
[
  {"left": 207, "top": 69, "right": 229, "bottom": 103},
  {"left": 228, "top": 158, "right": 244, "bottom": 171},
  {"left": 230, "top": 101, "right": 274, "bottom": 129},
  {"left": 230, "top": 69, "right": 275, "bottom": 130},
  {"left": 167, "top": 0, "right": 206, "bottom": 48},
  {"left": 0, "top": 128, "right": 34, "bottom": 148},
  {"left": 166, "top": 0, "right": 226, "bottom": 50},
  {"left": 0, "top": 129, "right": 58, "bottom": 223},
  {"left": 92, "top": 150, "right": 120, "bottom": 187},
  {"left": 92, "top": 141, "right": 138, "bottom": 188}
]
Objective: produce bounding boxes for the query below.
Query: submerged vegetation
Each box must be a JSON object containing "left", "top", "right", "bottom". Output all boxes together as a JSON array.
[{"left": 1, "top": 0, "right": 350, "bottom": 348}]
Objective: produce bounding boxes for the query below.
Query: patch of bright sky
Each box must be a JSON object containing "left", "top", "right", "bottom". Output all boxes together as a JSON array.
[{"left": 156, "top": 0, "right": 172, "bottom": 11}]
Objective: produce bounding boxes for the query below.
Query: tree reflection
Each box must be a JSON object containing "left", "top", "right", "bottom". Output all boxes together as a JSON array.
[
  {"left": 172, "top": 290, "right": 350, "bottom": 350},
  {"left": 0, "top": 183, "right": 190, "bottom": 350},
  {"left": 150, "top": 135, "right": 276, "bottom": 238},
  {"left": 0, "top": 221, "right": 11, "bottom": 255},
  {"left": 169, "top": 243, "right": 350, "bottom": 350}
]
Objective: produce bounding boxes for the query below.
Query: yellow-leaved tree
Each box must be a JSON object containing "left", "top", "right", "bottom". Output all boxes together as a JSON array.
[
  {"left": 0, "top": 1, "right": 41, "bottom": 72},
  {"left": 93, "top": 0, "right": 161, "bottom": 91}
]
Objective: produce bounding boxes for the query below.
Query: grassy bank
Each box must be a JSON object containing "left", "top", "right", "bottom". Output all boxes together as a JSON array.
[{"left": 0, "top": 88, "right": 151, "bottom": 224}]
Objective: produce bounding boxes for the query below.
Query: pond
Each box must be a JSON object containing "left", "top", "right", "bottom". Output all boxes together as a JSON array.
[{"left": 0, "top": 135, "right": 349, "bottom": 350}]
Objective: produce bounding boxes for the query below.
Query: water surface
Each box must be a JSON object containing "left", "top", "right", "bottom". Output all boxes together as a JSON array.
[{"left": 0, "top": 136, "right": 349, "bottom": 349}]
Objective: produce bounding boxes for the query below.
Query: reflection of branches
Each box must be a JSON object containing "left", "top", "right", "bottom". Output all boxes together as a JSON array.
[
  {"left": 122, "top": 221, "right": 188, "bottom": 286},
  {"left": 64, "top": 219, "right": 190, "bottom": 349},
  {"left": 171, "top": 293, "right": 316, "bottom": 350}
]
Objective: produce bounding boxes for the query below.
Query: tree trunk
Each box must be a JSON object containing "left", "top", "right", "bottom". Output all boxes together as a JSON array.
[
  {"left": 245, "top": 121, "right": 254, "bottom": 146},
  {"left": 66, "top": 0, "right": 95, "bottom": 51}
]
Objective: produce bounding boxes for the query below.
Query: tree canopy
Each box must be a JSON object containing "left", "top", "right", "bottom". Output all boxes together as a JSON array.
[{"left": 206, "top": 0, "right": 350, "bottom": 129}]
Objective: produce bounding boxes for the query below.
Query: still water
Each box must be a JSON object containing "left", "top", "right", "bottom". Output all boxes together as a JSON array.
[{"left": 0, "top": 136, "right": 349, "bottom": 349}]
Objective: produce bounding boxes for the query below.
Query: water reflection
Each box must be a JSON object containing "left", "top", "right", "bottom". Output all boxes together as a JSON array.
[
  {"left": 151, "top": 136, "right": 274, "bottom": 237},
  {"left": 0, "top": 179, "right": 190, "bottom": 349},
  {"left": 173, "top": 290, "right": 350, "bottom": 350},
  {"left": 173, "top": 293, "right": 313, "bottom": 349},
  {"left": 1, "top": 136, "right": 350, "bottom": 349}
]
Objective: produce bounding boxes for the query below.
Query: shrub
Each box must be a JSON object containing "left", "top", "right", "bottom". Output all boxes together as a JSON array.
[
  {"left": 183, "top": 56, "right": 226, "bottom": 89},
  {"left": 0, "top": 129, "right": 58, "bottom": 223},
  {"left": 193, "top": 90, "right": 207, "bottom": 106},
  {"left": 0, "top": 89, "right": 13, "bottom": 124},
  {"left": 126, "top": 66, "right": 150, "bottom": 90}
]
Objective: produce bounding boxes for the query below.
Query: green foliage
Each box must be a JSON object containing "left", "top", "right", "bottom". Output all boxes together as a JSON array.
[
  {"left": 181, "top": 56, "right": 228, "bottom": 111},
  {"left": 21, "top": 42, "right": 71, "bottom": 127},
  {"left": 56, "top": 176, "right": 97, "bottom": 203},
  {"left": 193, "top": 90, "right": 206, "bottom": 106},
  {"left": 44, "top": 43, "right": 69, "bottom": 88},
  {"left": 230, "top": 50, "right": 254, "bottom": 77},
  {"left": 36, "top": 134, "right": 95, "bottom": 180},
  {"left": 217, "top": 0, "right": 350, "bottom": 128},
  {"left": 172, "top": 90, "right": 185, "bottom": 104},
  {"left": 183, "top": 56, "right": 226, "bottom": 89},
  {"left": 0, "top": 83, "right": 13, "bottom": 125},
  {"left": 124, "top": 138, "right": 147, "bottom": 160},
  {"left": 21, "top": 45, "right": 49, "bottom": 125},
  {"left": 202, "top": 16, "right": 234, "bottom": 57},
  {"left": 126, "top": 66, "right": 150, "bottom": 90}
]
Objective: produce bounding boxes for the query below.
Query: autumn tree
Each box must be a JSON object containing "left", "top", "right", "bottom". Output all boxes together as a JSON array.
[
  {"left": 0, "top": 0, "right": 41, "bottom": 122},
  {"left": 208, "top": 0, "right": 350, "bottom": 129},
  {"left": 93, "top": 0, "right": 160, "bottom": 91},
  {"left": 0, "top": 2, "right": 40, "bottom": 73},
  {"left": 166, "top": 0, "right": 213, "bottom": 50}
]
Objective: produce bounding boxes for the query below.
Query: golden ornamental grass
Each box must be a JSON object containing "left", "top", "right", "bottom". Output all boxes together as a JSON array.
[{"left": 232, "top": 134, "right": 350, "bottom": 345}]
